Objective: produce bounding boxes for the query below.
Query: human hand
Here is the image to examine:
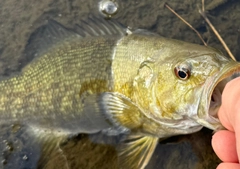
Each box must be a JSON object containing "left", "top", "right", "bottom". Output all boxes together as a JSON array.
[{"left": 212, "top": 77, "right": 240, "bottom": 169}]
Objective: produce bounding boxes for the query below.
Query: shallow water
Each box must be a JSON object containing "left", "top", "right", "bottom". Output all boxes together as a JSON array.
[{"left": 0, "top": 0, "right": 239, "bottom": 168}]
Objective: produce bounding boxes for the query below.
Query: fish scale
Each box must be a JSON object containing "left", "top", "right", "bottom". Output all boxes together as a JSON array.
[{"left": 0, "top": 18, "right": 240, "bottom": 169}]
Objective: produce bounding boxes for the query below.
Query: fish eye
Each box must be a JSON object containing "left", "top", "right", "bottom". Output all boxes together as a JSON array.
[{"left": 174, "top": 66, "right": 191, "bottom": 80}]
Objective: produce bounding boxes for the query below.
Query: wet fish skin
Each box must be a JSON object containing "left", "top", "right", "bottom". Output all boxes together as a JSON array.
[
  {"left": 0, "top": 18, "right": 240, "bottom": 169},
  {"left": 0, "top": 20, "right": 122, "bottom": 134},
  {"left": 0, "top": 19, "right": 125, "bottom": 169},
  {"left": 111, "top": 32, "right": 235, "bottom": 132}
]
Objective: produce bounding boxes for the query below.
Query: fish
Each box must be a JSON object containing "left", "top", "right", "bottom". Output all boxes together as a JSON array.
[{"left": 0, "top": 17, "right": 240, "bottom": 169}]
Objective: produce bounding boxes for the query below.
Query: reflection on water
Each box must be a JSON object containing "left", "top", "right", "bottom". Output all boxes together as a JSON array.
[{"left": 0, "top": 0, "right": 240, "bottom": 168}]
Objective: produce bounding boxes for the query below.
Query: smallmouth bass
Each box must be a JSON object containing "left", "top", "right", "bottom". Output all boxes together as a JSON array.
[{"left": 0, "top": 18, "right": 240, "bottom": 169}]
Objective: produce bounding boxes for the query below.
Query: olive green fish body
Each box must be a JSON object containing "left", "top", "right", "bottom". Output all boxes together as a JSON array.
[
  {"left": 111, "top": 32, "right": 233, "bottom": 137},
  {"left": 0, "top": 35, "right": 120, "bottom": 133},
  {"left": 1, "top": 18, "right": 240, "bottom": 169}
]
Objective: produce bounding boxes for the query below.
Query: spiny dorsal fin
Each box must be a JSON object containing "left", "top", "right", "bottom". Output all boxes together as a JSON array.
[
  {"left": 74, "top": 16, "right": 126, "bottom": 37},
  {"left": 20, "top": 19, "right": 78, "bottom": 69},
  {"left": 30, "top": 17, "right": 126, "bottom": 54},
  {"left": 20, "top": 17, "right": 126, "bottom": 70}
]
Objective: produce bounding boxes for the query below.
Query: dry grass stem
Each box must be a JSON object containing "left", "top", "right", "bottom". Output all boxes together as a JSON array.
[
  {"left": 164, "top": 3, "right": 207, "bottom": 46},
  {"left": 199, "top": 0, "right": 236, "bottom": 61}
]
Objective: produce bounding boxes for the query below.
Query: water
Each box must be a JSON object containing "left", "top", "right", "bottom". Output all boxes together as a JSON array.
[{"left": 0, "top": 0, "right": 239, "bottom": 168}]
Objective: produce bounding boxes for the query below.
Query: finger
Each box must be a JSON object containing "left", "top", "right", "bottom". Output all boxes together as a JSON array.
[
  {"left": 220, "top": 77, "right": 240, "bottom": 161},
  {"left": 218, "top": 106, "right": 234, "bottom": 131},
  {"left": 212, "top": 130, "right": 238, "bottom": 163},
  {"left": 218, "top": 77, "right": 240, "bottom": 131},
  {"left": 217, "top": 162, "right": 240, "bottom": 169},
  {"left": 235, "top": 111, "right": 240, "bottom": 163}
]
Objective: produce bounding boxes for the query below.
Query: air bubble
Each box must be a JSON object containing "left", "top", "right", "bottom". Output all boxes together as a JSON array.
[
  {"left": 23, "top": 155, "right": 28, "bottom": 160},
  {"left": 99, "top": 0, "right": 118, "bottom": 18}
]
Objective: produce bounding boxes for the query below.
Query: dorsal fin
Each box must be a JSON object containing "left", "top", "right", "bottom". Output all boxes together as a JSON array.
[
  {"left": 20, "top": 19, "right": 78, "bottom": 69},
  {"left": 74, "top": 16, "right": 126, "bottom": 37},
  {"left": 19, "top": 17, "right": 126, "bottom": 70}
]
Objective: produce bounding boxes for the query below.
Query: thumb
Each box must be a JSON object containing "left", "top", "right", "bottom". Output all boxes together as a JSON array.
[{"left": 218, "top": 77, "right": 240, "bottom": 131}]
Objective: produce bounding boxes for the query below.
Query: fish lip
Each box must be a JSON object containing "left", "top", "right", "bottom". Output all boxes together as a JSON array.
[{"left": 198, "top": 61, "right": 240, "bottom": 130}]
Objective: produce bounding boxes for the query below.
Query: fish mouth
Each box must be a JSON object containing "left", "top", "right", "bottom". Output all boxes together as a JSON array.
[
  {"left": 209, "top": 76, "right": 230, "bottom": 118},
  {"left": 198, "top": 61, "right": 240, "bottom": 131}
]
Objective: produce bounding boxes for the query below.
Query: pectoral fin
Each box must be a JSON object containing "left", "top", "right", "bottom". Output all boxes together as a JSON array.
[
  {"left": 118, "top": 134, "right": 159, "bottom": 169},
  {"left": 82, "top": 92, "right": 158, "bottom": 169},
  {"left": 80, "top": 92, "right": 145, "bottom": 136},
  {"left": 99, "top": 92, "right": 144, "bottom": 130}
]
